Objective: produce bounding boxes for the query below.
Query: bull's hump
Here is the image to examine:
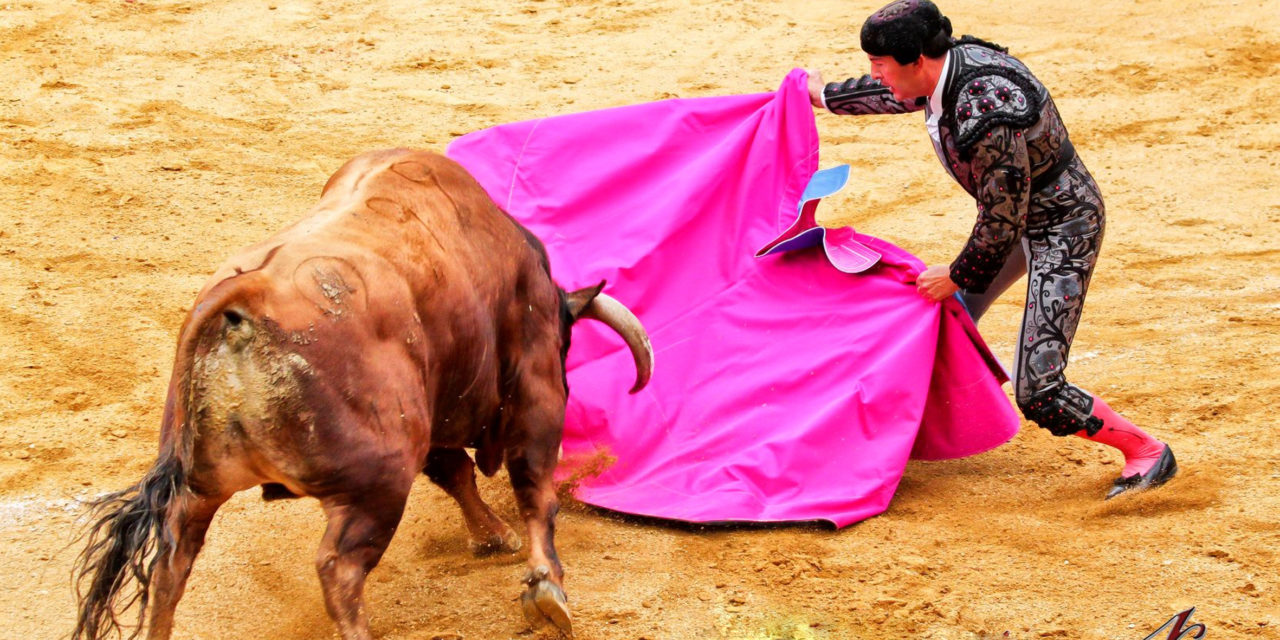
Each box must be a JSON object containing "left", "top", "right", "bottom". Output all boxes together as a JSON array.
[
  {"left": 322, "top": 151, "right": 454, "bottom": 227},
  {"left": 340, "top": 152, "right": 514, "bottom": 263},
  {"left": 329, "top": 148, "right": 454, "bottom": 198}
]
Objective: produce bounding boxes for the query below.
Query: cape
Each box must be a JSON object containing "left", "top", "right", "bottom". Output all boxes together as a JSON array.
[{"left": 446, "top": 69, "right": 1019, "bottom": 528}]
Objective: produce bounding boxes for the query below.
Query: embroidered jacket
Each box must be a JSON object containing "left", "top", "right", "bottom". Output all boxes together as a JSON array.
[{"left": 823, "top": 43, "right": 1083, "bottom": 293}]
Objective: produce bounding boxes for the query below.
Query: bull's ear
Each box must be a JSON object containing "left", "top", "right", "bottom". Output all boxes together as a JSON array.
[{"left": 564, "top": 280, "right": 606, "bottom": 321}]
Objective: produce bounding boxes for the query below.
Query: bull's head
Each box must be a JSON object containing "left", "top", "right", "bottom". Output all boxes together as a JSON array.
[{"left": 562, "top": 281, "right": 653, "bottom": 394}]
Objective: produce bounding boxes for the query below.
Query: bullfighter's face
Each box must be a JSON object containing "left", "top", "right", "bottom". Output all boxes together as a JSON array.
[{"left": 868, "top": 54, "right": 929, "bottom": 102}]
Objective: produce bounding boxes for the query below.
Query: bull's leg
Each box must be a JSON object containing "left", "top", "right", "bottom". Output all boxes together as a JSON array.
[
  {"left": 315, "top": 486, "right": 410, "bottom": 640},
  {"left": 424, "top": 448, "right": 521, "bottom": 556},
  {"left": 503, "top": 382, "right": 573, "bottom": 636},
  {"left": 147, "top": 492, "right": 228, "bottom": 640}
]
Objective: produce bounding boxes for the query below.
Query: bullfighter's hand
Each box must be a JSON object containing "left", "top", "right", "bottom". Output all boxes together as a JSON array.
[
  {"left": 806, "top": 68, "right": 825, "bottom": 109},
  {"left": 916, "top": 265, "right": 960, "bottom": 302}
]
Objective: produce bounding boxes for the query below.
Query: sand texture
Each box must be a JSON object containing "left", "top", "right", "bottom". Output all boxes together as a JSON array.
[{"left": 1, "top": 1, "right": 1277, "bottom": 638}]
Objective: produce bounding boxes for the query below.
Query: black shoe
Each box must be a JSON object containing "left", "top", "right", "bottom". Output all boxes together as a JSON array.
[{"left": 1105, "top": 444, "right": 1178, "bottom": 500}]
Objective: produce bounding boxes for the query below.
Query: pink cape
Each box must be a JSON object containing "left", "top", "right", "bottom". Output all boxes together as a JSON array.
[{"left": 447, "top": 70, "right": 1019, "bottom": 527}]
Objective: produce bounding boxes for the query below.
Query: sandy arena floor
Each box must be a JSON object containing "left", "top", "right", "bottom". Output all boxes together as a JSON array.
[{"left": 1, "top": 1, "right": 1277, "bottom": 638}]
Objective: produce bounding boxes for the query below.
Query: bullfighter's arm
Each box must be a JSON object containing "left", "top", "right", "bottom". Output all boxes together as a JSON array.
[
  {"left": 821, "top": 75, "right": 924, "bottom": 115},
  {"left": 948, "top": 124, "right": 1031, "bottom": 293}
]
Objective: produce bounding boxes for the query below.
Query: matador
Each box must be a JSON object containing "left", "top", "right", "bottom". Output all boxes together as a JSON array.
[{"left": 810, "top": 0, "right": 1177, "bottom": 499}]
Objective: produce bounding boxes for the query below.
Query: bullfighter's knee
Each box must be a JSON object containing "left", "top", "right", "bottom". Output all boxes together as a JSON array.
[{"left": 1016, "top": 382, "right": 1103, "bottom": 437}]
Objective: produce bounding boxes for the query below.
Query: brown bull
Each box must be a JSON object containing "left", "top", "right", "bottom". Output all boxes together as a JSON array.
[{"left": 71, "top": 148, "right": 653, "bottom": 640}]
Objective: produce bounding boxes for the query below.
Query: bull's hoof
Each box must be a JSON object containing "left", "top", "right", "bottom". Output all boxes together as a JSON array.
[
  {"left": 470, "top": 528, "right": 522, "bottom": 557},
  {"left": 521, "top": 566, "right": 573, "bottom": 637}
]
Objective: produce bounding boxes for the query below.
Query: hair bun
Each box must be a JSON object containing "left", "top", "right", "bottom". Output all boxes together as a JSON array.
[{"left": 861, "top": 0, "right": 953, "bottom": 64}]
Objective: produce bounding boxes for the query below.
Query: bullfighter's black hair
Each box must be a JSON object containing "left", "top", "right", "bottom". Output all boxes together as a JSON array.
[{"left": 860, "top": 0, "right": 1007, "bottom": 65}]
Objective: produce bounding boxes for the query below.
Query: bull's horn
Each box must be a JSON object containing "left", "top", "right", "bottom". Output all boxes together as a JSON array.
[{"left": 581, "top": 292, "right": 653, "bottom": 393}]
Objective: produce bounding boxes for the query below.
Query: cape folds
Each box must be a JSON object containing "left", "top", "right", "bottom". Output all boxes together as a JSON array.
[{"left": 446, "top": 69, "right": 1018, "bottom": 527}]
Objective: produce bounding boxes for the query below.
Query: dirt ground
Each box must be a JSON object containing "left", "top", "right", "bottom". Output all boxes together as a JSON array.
[{"left": 2, "top": 0, "right": 1277, "bottom": 638}]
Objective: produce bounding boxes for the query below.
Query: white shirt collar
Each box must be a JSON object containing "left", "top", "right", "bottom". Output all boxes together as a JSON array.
[
  {"left": 925, "top": 50, "right": 955, "bottom": 174},
  {"left": 928, "top": 49, "right": 952, "bottom": 116}
]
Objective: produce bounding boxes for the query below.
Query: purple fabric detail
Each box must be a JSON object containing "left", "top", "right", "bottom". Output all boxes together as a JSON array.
[{"left": 755, "top": 164, "right": 883, "bottom": 274}]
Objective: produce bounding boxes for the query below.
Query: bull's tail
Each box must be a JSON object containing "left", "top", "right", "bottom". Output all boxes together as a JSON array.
[
  {"left": 71, "top": 451, "right": 185, "bottom": 640},
  {"left": 72, "top": 274, "right": 255, "bottom": 640}
]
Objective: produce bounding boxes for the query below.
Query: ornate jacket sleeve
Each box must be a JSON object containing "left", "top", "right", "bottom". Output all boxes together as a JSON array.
[
  {"left": 948, "top": 125, "right": 1031, "bottom": 293},
  {"left": 822, "top": 75, "right": 923, "bottom": 115}
]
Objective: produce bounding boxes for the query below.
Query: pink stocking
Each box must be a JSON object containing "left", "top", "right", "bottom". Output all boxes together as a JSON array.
[{"left": 1074, "top": 396, "right": 1166, "bottom": 477}]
